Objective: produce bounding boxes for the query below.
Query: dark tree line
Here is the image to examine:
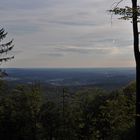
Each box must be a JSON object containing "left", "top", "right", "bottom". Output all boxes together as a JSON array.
[{"left": 0, "top": 81, "right": 136, "bottom": 140}]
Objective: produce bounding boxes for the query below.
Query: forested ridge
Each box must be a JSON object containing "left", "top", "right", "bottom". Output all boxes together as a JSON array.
[{"left": 0, "top": 80, "right": 136, "bottom": 140}]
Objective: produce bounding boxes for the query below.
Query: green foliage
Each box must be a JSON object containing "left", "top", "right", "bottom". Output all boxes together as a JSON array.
[
  {"left": 109, "top": 3, "right": 140, "bottom": 21},
  {"left": 0, "top": 83, "right": 42, "bottom": 140},
  {"left": 0, "top": 82, "right": 136, "bottom": 140},
  {"left": 0, "top": 80, "right": 9, "bottom": 95},
  {"left": 39, "top": 101, "right": 60, "bottom": 140},
  {"left": 97, "top": 91, "right": 135, "bottom": 140}
]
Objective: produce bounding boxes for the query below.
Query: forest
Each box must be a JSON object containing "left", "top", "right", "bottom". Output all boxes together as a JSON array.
[
  {"left": 0, "top": 80, "right": 136, "bottom": 140},
  {"left": 0, "top": 0, "right": 138, "bottom": 139}
]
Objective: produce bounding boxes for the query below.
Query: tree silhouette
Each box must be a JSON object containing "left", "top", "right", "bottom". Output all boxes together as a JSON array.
[
  {"left": 0, "top": 28, "right": 14, "bottom": 77},
  {"left": 109, "top": 0, "right": 140, "bottom": 139}
]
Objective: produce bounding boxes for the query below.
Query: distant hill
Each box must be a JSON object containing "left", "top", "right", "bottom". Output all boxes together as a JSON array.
[{"left": 3, "top": 68, "right": 135, "bottom": 90}]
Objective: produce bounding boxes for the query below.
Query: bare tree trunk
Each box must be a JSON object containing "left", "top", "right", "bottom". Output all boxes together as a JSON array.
[
  {"left": 136, "top": 65, "right": 140, "bottom": 139},
  {"left": 132, "top": 0, "right": 140, "bottom": 139}
]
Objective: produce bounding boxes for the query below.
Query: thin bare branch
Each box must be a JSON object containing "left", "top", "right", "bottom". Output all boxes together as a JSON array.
[
  {"left": 110, "top": 0, "right": 125, "bottom": 25},
  {"left": 111, "top": 0, "right": 125, "bottom": 9}
]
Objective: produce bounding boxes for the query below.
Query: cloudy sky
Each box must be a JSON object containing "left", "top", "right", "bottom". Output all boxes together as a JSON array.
[{"left": 0, "top": 0, "right": 136, "bottom": 68}]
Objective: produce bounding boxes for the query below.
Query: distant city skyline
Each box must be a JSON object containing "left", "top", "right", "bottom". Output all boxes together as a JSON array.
[{"left": 0, "top": 0, "right": 136, "bottom": 68}]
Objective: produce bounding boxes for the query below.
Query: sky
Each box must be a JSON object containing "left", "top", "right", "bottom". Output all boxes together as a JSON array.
[{"left": 0, "top": 0, "right": 136, "bottom": 68}]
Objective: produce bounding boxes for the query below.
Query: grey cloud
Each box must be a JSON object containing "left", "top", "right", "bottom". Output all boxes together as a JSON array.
[
  {"left": 0, "top": 0, "right": 48, "bottom": 10},
  {"left": 40, "top": 52, "right": 64, "bottom": 57},
  {"left": 51, "top": 45, "right": 114, "bottom": 55},
  {"left": 5, "top": 24, "right": 41, "bottom": 35},
  {"left": 11, "top": 50, "right": 23, "bottom": 55},
  {"left": 0, "top": 0, "right": 134, "bottom": 68},
  {"left": 91, "top": 38, "right": 132, "bottom": 48},
  {"left": 48, "top": 20, "right": 96, "bottom": 27},
  {"left": 55, "top": 47, "right": 91, "bottom": 54}
]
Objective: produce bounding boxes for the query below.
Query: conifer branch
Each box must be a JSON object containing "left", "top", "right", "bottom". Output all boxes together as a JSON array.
[{"left": 0, "top": 28, "right": 14, "bottom": 65}]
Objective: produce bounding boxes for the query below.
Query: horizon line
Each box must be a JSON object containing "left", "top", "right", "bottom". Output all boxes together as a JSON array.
[{"left": 1, "top": 66, "right": 136, "bottom": 69}]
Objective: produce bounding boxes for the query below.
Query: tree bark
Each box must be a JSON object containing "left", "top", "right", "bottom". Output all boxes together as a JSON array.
[
  {"left": 132, "top": 0, "right": 140, "bottom": 139},
  {"left": 136, "top": 65, "right": 140, "bottom": 138}
]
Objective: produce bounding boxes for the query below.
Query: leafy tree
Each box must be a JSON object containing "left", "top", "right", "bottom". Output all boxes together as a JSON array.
[
  {"left": 98, "top": 90, "right": 135, "bottom": 140},
  {"left": 109, "top": 0, "right": 139, "bottom": 139},
  {"left": 0, "top": 80, "right": 9, "bottom": 96},
  {"left": 74, "top": 88, "right": 108, "bottom": 140},
  {"left": 39, "top": 88, "right": 77, "bottom": 140},
  {"left": 73, "top": 86, "right": 135, "bottom": 140},
  {"left": 0, "top": 83, "right": 42, "bottom": 140},
  {"left": 39, "top": 101, "right": 60, "bottom": 140},
  {"left": 0, "top": 80, "right": 136, "bottom": 140},
  {"left": 13, "top": 83, "right": 42, "bottom": 140}
]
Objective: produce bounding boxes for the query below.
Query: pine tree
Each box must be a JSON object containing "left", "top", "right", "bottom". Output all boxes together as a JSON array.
[{"left": 0, "top": 28, "right": 14, "bottom": 77}]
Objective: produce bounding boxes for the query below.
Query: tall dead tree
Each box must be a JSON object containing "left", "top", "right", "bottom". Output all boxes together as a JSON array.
[
  {"left": 109, "top": 0, "right": 140, "bottom": 139},
  {"left": 0, "top": 28, "right": 14, "bottom": 77}
]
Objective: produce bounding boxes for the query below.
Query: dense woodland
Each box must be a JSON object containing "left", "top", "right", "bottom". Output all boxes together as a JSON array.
[{"left": 0, "top": 80, "right": 136, "bottom": 140}]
